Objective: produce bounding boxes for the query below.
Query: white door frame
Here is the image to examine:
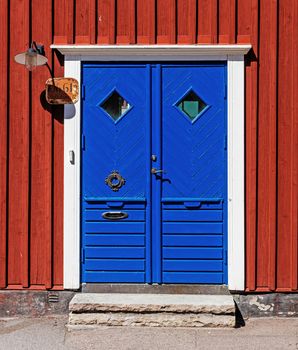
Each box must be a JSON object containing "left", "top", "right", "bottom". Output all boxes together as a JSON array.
[{"left": 51, "top": 44, "right": 251, "bottom": 291}]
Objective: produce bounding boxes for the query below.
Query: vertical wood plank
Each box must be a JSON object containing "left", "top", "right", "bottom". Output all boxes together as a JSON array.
[
  {"left": 30, "top": 0, "right": 53, "bottom": 289},
  {"left": 245, "top": 64, "right": 259, "bottom": 291},
  {"left": 148, "top": 0, "right": 156, "bottom": 44},
  {"left": 198, "top": 0, "right": 210, "bottom": 43},
  {"left": 66, "top": 0, "right": 75, "bottom": 44},
  {"left": 218, "top": 0, "right": 236, "bottom": 43},
  {"left": 197, "top": 0, "right": 218, "bottom": 43},
  {"left": 52, "top": 53, "right": 64, "bottom": 288},
  {"left": 239, "top": 0, "right": 259, "bottom": 291},
  {"left": 210, "top": 0, "right": 218, "bottom": 43},
  {"left": 128, "top": 0, "right": 136, "bottom": 44},
  {"left": 0, "top": 0, "right": 8, "bottom": 288},
  {"left": 97, "top": 0, "right": 116, "bottom": 44},
  {"left": 8, "top": 0, "right": 30, "bottom": 288},
  {"left": 136, "top": 0, "right": 156, "bottom": 44},
  {"left": 75, "top": 0, "right": 90, "bottom": 43},
  {"left": 89, "top": 0, "right": 96, "bottom": 44},
  {"left": 53, "top": 0, "right": 67, "bottom": 44},
  {"left": 292, "top": 0, "right": 298, "bottom": 291},
  {"left": 277, "top": 0, "right": 298, "bottom": 290},
  {"left": 177, "top": 0, "right": 196, "bottom": 44},
  {"left": 53, "top": 0, "right": 74, "bottom": 44},
  {"left": 116, "top": 0, "right": 135, "bottom": 44},
  {"left": 257, "top": 0, "right": 278, "bottom": 291},
  {"left": 157, "top": 0, "right": 176, "bottom": 44},
  {"left": 237, "top": 0, "right": 253, "bottom": 44}
]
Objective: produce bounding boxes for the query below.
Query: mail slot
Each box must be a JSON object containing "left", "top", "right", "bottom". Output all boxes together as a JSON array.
[{"left": 101, "top": 211, "right": 129, "bottom": 220}]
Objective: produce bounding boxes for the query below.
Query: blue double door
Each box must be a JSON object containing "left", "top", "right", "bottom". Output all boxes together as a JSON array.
[{"left": 81, "top": 62, "right": 227, "bottom": 284}]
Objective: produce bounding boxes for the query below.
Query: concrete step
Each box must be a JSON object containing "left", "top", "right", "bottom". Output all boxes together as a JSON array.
[{"left": 67, "top": 293, "right": 235, "bottom": 329}]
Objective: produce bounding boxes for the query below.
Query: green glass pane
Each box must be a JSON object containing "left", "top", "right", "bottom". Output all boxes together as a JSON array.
[{"left": 177, "top": 90, "right": 207, "bottom": 121}]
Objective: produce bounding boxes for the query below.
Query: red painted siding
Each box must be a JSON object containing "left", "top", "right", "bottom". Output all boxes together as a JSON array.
[{"left": 0, "top": 0, "right": 297, "bottom": 291}]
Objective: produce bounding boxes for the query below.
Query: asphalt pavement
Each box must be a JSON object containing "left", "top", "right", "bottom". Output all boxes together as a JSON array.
[{"left": 0, "top": 316, "right": 297, "bottom": 350}]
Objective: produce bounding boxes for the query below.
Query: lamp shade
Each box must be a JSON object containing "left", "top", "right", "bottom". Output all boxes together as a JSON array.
[{"left": 14, "top": 48, "right": 48, "bottom": 70}]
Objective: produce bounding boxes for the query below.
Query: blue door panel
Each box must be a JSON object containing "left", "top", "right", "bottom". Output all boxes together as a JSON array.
[
  {"left": 82, "top": 65, "right": 148, "bottom": 199},
  {"left": 81, "top": 62, "right": 227, "bottom": 284},
  {"left": 160, "top": 64, "right": 227, "bottom": 284},
  {"left": 82, "top": 64, "right": 149, "bottom": 283},
  {"left": 162, "top": 65, "right": 226, "bottom": 199}
]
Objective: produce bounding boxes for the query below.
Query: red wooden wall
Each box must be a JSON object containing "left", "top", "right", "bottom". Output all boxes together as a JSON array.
[{"left": 0, "top": 0, "right": 297, "bottom": 291}]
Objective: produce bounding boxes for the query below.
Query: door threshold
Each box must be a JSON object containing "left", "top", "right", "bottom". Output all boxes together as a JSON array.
[{"left": 81, "top": 283, "right": 230, "bottom": 295}]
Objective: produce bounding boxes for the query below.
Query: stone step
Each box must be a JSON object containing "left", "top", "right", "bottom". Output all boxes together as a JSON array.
[{"left": 68, "top": 293, "right": 235, "bottom": 329}]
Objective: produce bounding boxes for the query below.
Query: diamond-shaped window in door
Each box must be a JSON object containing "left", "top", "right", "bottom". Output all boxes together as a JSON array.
[
  {"left": 99, "top": 90, "right": 132, "bottom": 122},
  {"left": 176, "top": 89, "right": 209, "bottom": 123}
]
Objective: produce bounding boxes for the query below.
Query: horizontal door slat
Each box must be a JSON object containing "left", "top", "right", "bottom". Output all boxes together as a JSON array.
[
  {"left": 163, "top": 223, "right": 222, "bottom": 234},
  {"left": 84, "top": 210, "right": 145, "bottom": 221},
  {"left": 84, "top": 222, "right": 145, "bottom": 233},
  {"left": 84, "top": 271, "right": 145, "bottom": 283},
  {"left": 162, "top": 202, "right": 223, "bottom": 210},
  {"left": 163, "top": 210, "right": 222, "bottom": 222},
  {"left": 163, "top": 272, "right": 223, "bottom": 284},
  {"left": 85, "top": 259, "right": 145, "bottom": 271},
  {"left": 84, "top": 203, "right": 146, "bottom": 210},
  {"left": 163, "top": 260, "right": 223, "bottom": 272},
  {"left": 84, "top": 197, "right": 146, "bottom": 203},
  {"left": 85, "top": 234, "right": 145, "bottom": 246},
  {"left": 85, "top": 247, "right": 145, "bottom": 258},
  {"left": 163, "top": 235, "right": 222, "bottom": 247},
  {"left": 163, "top": 247, "right": 223, "bottom": 259}
]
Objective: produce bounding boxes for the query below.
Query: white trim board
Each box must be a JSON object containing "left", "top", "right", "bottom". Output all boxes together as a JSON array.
[
  {"left": 56, "top": 45, "right": 250, "bottom": 291},
  {"left": 51, "top": 44, "right": 251, "bottom": 58}
]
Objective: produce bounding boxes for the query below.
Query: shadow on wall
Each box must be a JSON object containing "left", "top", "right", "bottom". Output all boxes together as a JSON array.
[
  {"left": 40, "top": 83, "right": 78, "bottom": 121},
  {"left": 245, "top": 48, "right": 257, "bottom": 67},
  {"left": 39, "top": 90, "right": 65, "bottom": 124},
  {"left": 38, "top": 49, "right": 68, "bottom": 124}
]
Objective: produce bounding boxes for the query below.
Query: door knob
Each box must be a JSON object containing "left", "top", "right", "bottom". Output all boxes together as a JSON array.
[{"left": 151, "top": 168, "right": 166, "bottom": 174}]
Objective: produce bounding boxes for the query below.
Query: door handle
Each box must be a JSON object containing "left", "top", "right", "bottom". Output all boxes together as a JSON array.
[
  {"left": 151, "top": 168, "right": 166, "bottom": 174},
  {"left": 102, "top": 211, "right": 128, "bottom": 220}
]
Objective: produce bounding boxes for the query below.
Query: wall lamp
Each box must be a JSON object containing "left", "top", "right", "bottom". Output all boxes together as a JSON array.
[
  {"left": 14, "top": 41, "right": 48, "bottom": 72},
  {"left": 14, "top": 42, "right": 78, "bottom": 105}
]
